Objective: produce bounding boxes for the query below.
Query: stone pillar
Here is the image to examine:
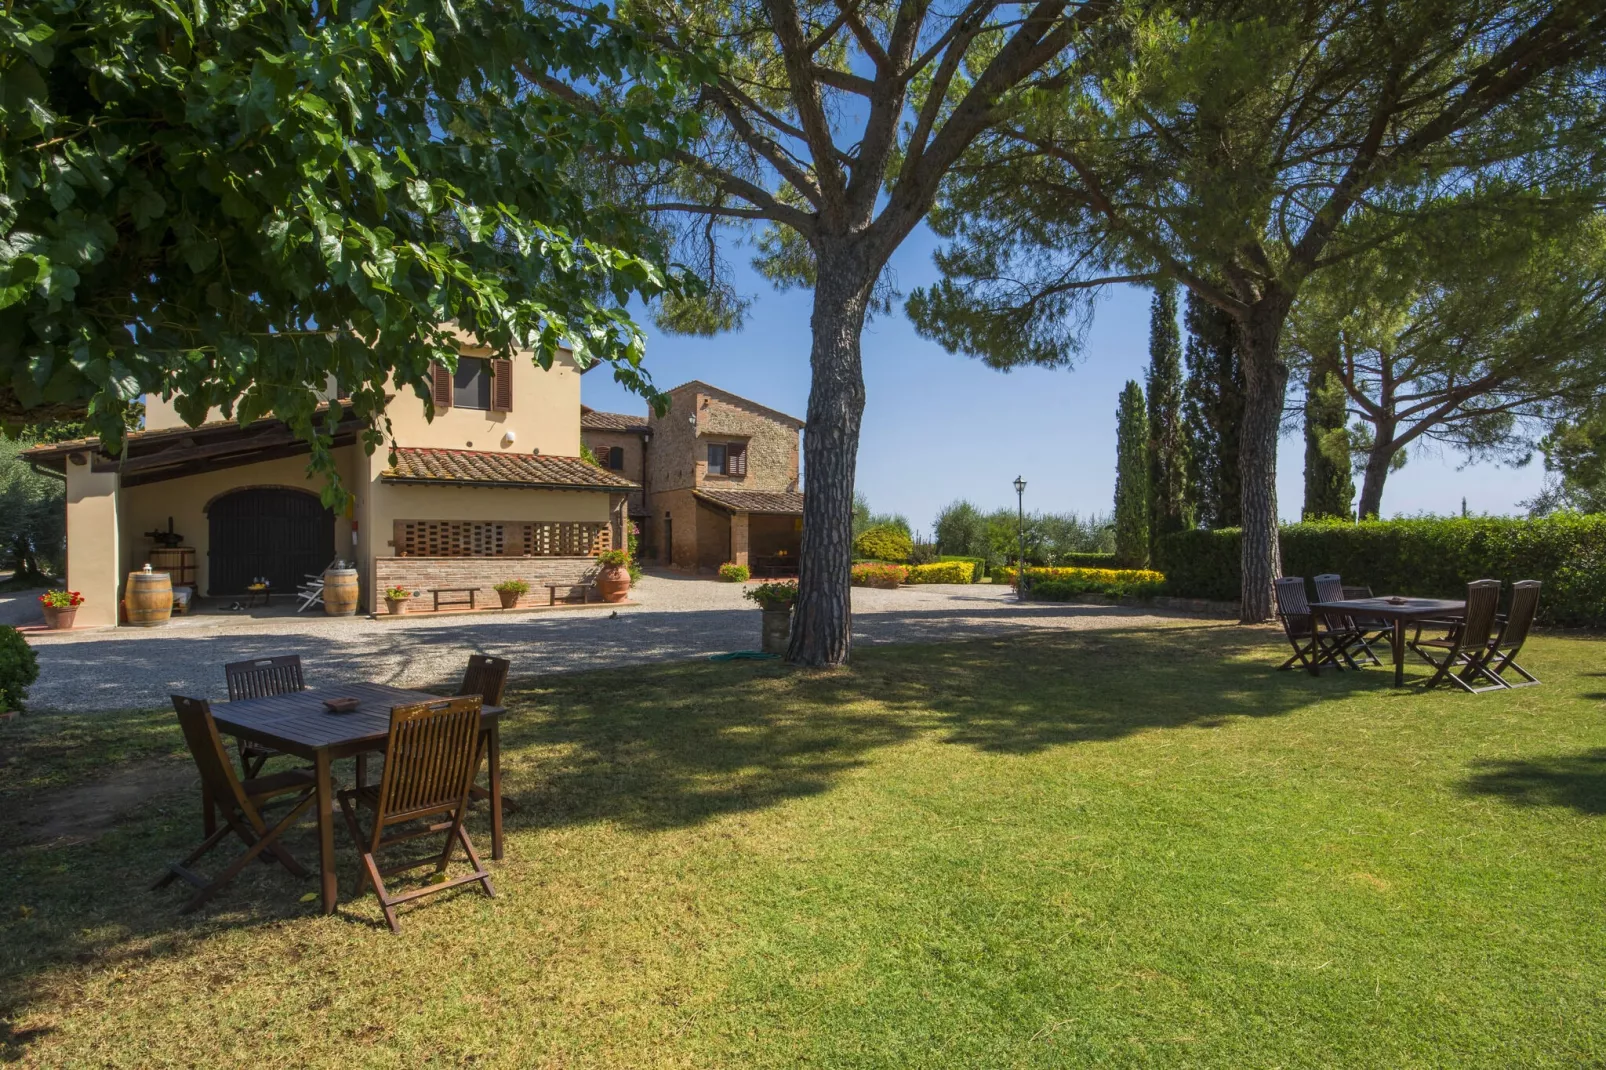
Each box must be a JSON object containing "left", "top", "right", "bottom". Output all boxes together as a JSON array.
[
  {"left": 64, "top": 459, "right": 121, "bottom": 628},
  {"left": 731, "top": 511, "right": 750, "bottom": 567}
]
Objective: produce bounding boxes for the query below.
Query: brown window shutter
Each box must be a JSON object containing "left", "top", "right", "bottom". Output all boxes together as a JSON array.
[
  {"left": 431, "top": 362, "right": 453, "bottom": 410},
  {"left": 730, "top": 443, "right": 747, "bottom": 476},
  {"left": 491, "top": 358, "right": 513, "bottom": 411}
]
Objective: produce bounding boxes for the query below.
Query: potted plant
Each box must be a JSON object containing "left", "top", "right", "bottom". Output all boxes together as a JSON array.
[
  {"left": 744, "top": 580, "right": 798, "bottom": 654},
  {"left": 38, "top": 590, "right": 84, "bottom": 630},
  {"left": 383, "top": 586, "right": 412, "bottom": 615},
  {"left": 493, "top": 579, "right": 529, "bottom": 609},
  {"left": 595, "top": 549, "right": 631, "bottom": 603}
]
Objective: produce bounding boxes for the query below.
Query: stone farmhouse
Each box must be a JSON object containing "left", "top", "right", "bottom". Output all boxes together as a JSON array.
[
  {"left": 25, "top": 344, "right": 638, "bottom": 628},
  {"left": 581, "top": 381, "right": 805, "bottom": 574}
]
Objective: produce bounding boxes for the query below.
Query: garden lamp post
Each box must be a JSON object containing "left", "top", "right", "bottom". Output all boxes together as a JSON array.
[{"left": 1013, "top": 475, "right": 1027, "bottom": 603}]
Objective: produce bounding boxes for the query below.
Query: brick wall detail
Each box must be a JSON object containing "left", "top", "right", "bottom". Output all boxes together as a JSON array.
[{"left": 373, "top": 555, "right": 599, "bottom": 611}]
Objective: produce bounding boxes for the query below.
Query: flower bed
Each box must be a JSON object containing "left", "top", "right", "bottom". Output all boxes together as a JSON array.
[
  {"left": 904, "top": 561, "right": 976, "bottom": 584},
  {"left": 850, "top": 563, "right": 908, "bottom": 589},
  {"left": 994, "top": 566, "right": 1166, "bottom": 599}
]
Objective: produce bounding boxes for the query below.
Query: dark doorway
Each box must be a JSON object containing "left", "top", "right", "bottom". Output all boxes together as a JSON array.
[
  {"left": 207, "top": 488, "right": 335, "bottom": 595},
  {"left": 662, "top": 516, "right": 673, "bottom": 564}
]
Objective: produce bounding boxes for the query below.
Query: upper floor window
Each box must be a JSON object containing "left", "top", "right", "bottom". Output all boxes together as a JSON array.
[
  {"left": 603, "top": 445, "right": 625, "bottom": 470},
  {"left": 453, "top": 357, "right": 492, "bottom": 410},
  {"left": 707, "top": 441, "right": 747, "bottom": 476}
]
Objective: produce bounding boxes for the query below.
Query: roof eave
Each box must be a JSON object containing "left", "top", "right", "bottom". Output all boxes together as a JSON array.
[{"left": 381, "top": 476, "right": 641, "bottom": 493}]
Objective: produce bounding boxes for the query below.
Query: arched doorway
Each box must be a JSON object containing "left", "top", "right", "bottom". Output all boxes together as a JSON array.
[{"left": 207, "top": 488, "right": 335, "bottom": 595}]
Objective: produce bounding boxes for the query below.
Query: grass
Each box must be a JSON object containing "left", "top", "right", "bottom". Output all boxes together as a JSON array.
[{"left": 2, "top": 621, "right": 1605, "bottom": 1066}]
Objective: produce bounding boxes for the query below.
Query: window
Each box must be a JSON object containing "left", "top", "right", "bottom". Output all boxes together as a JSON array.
[
  {"left": 453, "top": 357, "right": 492, "bottom": 410},
  {"left": 706, "top": 441, "right": 748, "bottom": 476},
  {"left": 607, "top": 446, "right": 624, "bottom": 470}
]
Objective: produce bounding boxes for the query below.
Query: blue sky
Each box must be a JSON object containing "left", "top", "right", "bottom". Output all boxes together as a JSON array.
[{"left": 582, "top": 225, "right": 1545, "bottom": 536}]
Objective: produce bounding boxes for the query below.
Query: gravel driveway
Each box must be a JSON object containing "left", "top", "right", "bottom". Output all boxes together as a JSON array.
[{"left": 18, "top": 572, "right": 1215, "bottom": 712}]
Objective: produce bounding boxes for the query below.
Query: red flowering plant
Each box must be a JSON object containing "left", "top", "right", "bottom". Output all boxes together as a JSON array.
[{"left": 39, "top": 590, "right": 85, "bottom": 608}]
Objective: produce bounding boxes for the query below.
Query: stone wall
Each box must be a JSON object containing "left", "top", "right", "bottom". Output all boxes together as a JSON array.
[
  {"left": 371, "top": 555, "right": 598, "bottom": 611},
  {"left": 580, "top": 428, "right": 647, "bottom": 513}
]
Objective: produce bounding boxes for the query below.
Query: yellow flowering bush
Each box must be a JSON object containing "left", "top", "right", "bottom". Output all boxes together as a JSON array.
[
  {"left": 903, "top": 561, "right": 977, "bottom": 584},
  {"left": 994, "top": 566, "right": 1166, "bottom": 600}
]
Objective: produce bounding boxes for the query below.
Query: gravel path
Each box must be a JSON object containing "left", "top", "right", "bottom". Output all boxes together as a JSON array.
[{"left": 19, "top": 572, "right": 1221, "bottom": 712}]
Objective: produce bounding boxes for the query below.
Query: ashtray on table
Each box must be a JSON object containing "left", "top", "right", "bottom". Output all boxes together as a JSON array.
[
  {"left": 323, "top": 697, "right": 360, "bottom": 713},
  {"left": 1385, "top": 597, "right": 1409, "bottom": 606}
]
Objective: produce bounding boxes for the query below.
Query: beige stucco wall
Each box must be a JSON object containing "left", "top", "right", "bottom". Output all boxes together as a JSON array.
[
  {"left": 64, "top": 465, "right": 121, "bottom": 628},
  {"left": 366, "top": 484, "right": 614, "bottom": 556},
  {"left": 117, "top": 448, "right": 362, "bottom": 598}
]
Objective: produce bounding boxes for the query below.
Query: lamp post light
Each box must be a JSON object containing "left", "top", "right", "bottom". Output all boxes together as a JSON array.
[{"left": 1013, "top": 475, "right": 1027, "bottom": 603}]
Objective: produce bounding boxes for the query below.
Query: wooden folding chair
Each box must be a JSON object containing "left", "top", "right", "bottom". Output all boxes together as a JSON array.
[
  {"left": 1484, "top": 580, "right": 1542, "bottom": 687},
  {"left": 459, "top": 655, "right": 513, "bottom": 812},
  {"left": 152, "top": 696, "right": 316, "bottom": 912},
  {"left": 1342, "top": 584, "right": 1393, "bottom": 650},
  {"left": 1314, "top": 574, "right": 1379, "bottom": 666},
  {"left": 223, "top": 655, "right": 306, "bottom": 777},
  {"left": 1409, "top": 579, "right": 1505, "bottom": 693},
  {"left": 1274, "top": 577, "right": 1349, "bottom": 676},
  {"left": 338, "top": 697, "right": 495, "bottom": 933}
]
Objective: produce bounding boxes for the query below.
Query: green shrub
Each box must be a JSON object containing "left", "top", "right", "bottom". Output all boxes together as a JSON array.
[
  {"left": 1059, "top": 552, "right": 1119, "bottom": 568},
  {"left": 853, "top": 524, "right": 913, "bottom": 563},
  {"left": 1154, "top": 515, "right": 1606, "bottom": 626},
  {"left": 0, "top": 625, "right": 39, "bottom": 712},
  {"left": 851, "top": 563, "right": 908, "bottom": 589},
  {"left": 492, "top": 579, "right": 530, "bottom": 595},
  {"left": 935, "top": 555, "right": 985, "bottom": 583},
  {"left": 718, "top": 562, "right": 750, "bottom": 582},
  {"left": 904, "top": 561, "right": 975, "bottom": 584},
  {"left": 1033, "top": 576, "right": 1167, "bottom": 601}
]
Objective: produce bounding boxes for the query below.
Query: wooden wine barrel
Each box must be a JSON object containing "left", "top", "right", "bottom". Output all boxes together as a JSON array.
[
  {"left": 148, "top": 547, "right": 196, "bottom": 588},
  {"left": 323, "top": 568, "right": 360, "bottom": 616},
  {"left": 125, "top": 570, "right": 173, "bottom": 627}
]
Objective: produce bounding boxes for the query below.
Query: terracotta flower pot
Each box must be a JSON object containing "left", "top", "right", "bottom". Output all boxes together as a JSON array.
[
  {"left": 498, "top": 589, "right": 520, "bottom": 609},
  {"left": 42, "top": 605, "right": 77, "bottom": 630},
  {"left": 596, "top": 563, "right": 631, "bottom": 603},
  {"left": 385, "top": 597, "right": 408, "bottom": 615}
]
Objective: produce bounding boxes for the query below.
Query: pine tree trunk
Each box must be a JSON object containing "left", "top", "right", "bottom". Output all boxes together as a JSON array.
[
  {"left": 1236, "top": 304, "right": 1291, "bottom": 623},
  {"left": 1356, "top": 428, "right": 1396, "bottom": 519},
  {"left": 787, "top": 250, "right": 875, "bottom": 667}
]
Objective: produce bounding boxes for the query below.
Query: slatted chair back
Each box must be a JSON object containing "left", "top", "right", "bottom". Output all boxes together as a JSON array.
[
  {"left": 1459, "top": 580, "right": 1503, "bottom": 651},
  {"left": 458, "top": 655, "right": 511, "bottom": 707},
  {"left": 1342, "top": 585, "right": 1373, "bottom": 600},
  {"left": 370, "top": 697, "right": 484, "bottom": 844},
  {"left": 171, "top": 695, "right": 255, "bottom": 818},
  {"left": 1274, "top": 578, "right": 1314, "bottom": 638},
  {"left": 224, "top": 655, "right": 306, "bottom": 701},
  {"left": 1501, "top": 581, "right": 1541, "bottom": 650},
  {"left": 1312, "top": 574, "right": 1347, "bottom": 606}
]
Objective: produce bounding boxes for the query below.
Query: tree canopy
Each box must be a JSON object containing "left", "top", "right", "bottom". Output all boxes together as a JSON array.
[
  {"left": 1, "top": 0, "right": 704, "bottom": 494},
  {"left": 909, "top": 0, "right": 1606, "bottom": 619}
]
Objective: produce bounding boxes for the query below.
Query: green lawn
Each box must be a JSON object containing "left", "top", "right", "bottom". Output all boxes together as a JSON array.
[{"left": 3, "top": 621, "right": 1605, "bottom": 1067}]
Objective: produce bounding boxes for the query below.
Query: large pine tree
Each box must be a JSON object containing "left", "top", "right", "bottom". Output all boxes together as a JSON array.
[
  {"left": 1146, "top": 284, "right": 1189, "bottom": 560},
  {"left": 1183, "top": 293, "right": 1245, "bottom": 529},
  {"left": 1302, "top": 345, "right": 1355, "bottom": 519},
  {"left": 1114, "top": 381, "right": 1150, "bottom": 567}
]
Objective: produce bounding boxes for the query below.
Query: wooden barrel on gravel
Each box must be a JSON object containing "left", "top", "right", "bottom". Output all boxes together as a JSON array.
[
  {"left": 323, "top": 567, "right": 360, "bottom": 617},
  {"left": 125, "top": 570, "right": 173, "bottom": 627}
]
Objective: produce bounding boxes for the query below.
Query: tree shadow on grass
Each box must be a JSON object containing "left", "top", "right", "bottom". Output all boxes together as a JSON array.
[
  {"left": 0, "top": 622, "right": 1351, "bottom": 1050},
  {"left": 1459, "top": 750, "right": 1606, "bottom": 815}
]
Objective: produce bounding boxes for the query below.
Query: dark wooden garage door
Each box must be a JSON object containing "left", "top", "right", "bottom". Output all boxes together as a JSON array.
[{"left": 207, "top": 488, "right": 335, "bottom": 595}]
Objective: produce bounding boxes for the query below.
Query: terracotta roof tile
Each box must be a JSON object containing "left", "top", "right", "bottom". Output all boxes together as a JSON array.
[
  {"left": 382, "top": 448, "right": 639, "bottom": 491},
  {"left": 580, "top": 410, "right": 649, "bottom": 432},
  {"left": 694, "top": 489, "right": 805, "bottom": 514}
]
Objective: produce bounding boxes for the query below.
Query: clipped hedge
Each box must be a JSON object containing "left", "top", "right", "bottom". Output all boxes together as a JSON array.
[
  {"left": 1154, "top": 515, "right": 1606, "bottom": 626},
  {"left": 995, "top": 566, "right": 1167, "bottom": 599},
  {"left": 936, "top": 555, "right": 985, "bottom": 583},
  {"left": 851, "top": 563, "right": 908, "bottom": 589},
  {"left": 904, "top": 561, "right": 976, "bottom": 584},
  {"left": 1059, "top": 552, "right": 1119, "bottom": 568},
  {"left": 853, "top": 524, "right": 913, "bottom": 563},
  {"left": 718, "top": 562, "right": 750, "bottom": 582}
]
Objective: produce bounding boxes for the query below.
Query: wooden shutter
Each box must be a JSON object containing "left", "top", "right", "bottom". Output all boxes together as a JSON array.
[
  {"left": 430, "top": 362, "right": 453, "bottom": 411},
  {"left": 491, "top": 358, "right": 513, "bottom": 412},
  {"left": 728, "top": 443, "right": 747, "bottom": 476}
]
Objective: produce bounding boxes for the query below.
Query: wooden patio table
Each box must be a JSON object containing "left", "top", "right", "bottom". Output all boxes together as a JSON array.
[
  {"left": 1309, "top": 596, "right": 1466, "bottom": 687},
  {"left": 209, "top": 682, "right": 504, "bottom": 914}
]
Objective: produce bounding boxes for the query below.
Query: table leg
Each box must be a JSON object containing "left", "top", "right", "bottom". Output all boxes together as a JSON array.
[
  {"left": 315, "top": 750, "right": 337, "bottom": 913},
  {"left": 488, "top": 720, "right": 503, "bottom": 860},
  {"left": 1393, "top": 620, "right": 1406, "bottom": 687}
]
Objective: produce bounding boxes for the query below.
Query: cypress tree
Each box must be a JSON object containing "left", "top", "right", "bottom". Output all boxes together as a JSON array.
[
  {"left": 1302, "top": 345, "right": 1355, "bottom": 519},
  {"left": 1146, "top": 283, "right": 1189, "bottom": 560},
  {"left": 1113, "top": 380, "right": 1150, "bottom": 567},
  {"left": 1182, "top": 292, "right": 1245, "bottom": 529}
]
